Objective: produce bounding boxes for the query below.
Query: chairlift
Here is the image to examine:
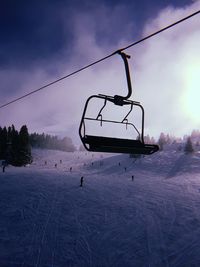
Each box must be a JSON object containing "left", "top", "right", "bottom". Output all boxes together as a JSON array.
[{"left": 79, "top": 50, "right": 159, "bottom": 154}]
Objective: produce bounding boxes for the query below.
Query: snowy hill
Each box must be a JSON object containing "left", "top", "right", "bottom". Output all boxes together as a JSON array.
[{"left": 1, "top": 148, "right": 200, "bottom": 267}]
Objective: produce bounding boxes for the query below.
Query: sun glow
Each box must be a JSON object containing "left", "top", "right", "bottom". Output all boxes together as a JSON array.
[{"left": 182, "top": 63, "right": 200, "bottom": 123}]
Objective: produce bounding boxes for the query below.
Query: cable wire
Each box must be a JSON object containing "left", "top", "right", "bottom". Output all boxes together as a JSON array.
[{"left": 0, "top": 9, "right": 199, "bottom": 109}]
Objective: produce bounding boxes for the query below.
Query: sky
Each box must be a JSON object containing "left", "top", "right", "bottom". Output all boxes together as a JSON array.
[{"left": 0, "top": 0, "right": 200, "bottom": 146}]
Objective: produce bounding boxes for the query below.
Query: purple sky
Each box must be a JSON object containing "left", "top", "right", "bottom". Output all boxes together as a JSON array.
[{"left": 0, "top": 0, "right": 199, "bottom": 145}]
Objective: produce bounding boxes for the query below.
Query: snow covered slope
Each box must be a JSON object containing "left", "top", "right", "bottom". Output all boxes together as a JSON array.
[{"left": 1, "top": 149, "right": 200, "bottom": 267}]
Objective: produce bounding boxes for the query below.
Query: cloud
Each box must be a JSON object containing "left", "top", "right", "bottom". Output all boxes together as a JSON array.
[
  {"left": 134, "top": 1, "right": 200, "bottom": 138},
  {"left": 0, "top": 1, "right": 199, "bottom": 146}
]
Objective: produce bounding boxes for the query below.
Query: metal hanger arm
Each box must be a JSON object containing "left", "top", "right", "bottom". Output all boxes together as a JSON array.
[{"left": 114, "top": 50, "right": 133, "bottom": 101}]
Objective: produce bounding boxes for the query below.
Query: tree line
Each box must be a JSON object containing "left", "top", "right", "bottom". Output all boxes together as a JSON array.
[
  {"left": 29, "top": 133, "right": 76, "bottom": 152},
  {"left": 1, "top": 125, "right": 199, "bottom": 166},
  {"left": 0, "top": 125, "right": 32, "bottom": 166},
  {"left": 0, "top": 125, "right": 76, "bottom": 166},
  {"left": 157, "top": 131, "right": 199, "bottom": 153},
  {"left": 130, "top": 131, "right": 199, "bottom": 158}
]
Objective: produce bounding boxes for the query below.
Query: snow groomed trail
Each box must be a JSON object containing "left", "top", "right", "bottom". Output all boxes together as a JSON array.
[{"left": 1, "top": 149, "right": 200, "bottom": 267}]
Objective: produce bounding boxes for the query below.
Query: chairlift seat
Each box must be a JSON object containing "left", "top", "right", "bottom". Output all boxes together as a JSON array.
[
  {"left": 83, "top": 135, "right": 159, "bottom": 154},
  {"left": 79, "top": 51, "right": 159, "bottom": 155}
]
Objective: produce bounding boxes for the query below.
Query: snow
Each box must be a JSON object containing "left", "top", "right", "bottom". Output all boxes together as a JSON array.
[{"left": 1, "top": 148, "right": 200, "bottom": 267}]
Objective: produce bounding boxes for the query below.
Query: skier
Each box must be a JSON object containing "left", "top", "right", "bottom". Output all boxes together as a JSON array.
[
  {"left": 70, "top": 167, "right": 72, "bottom": 172},
  {"left": 80, "top": 176, "right": 84, "bottom": 187},
  {"left": 132, "top": 175, "right": 134, "bottom": 181},
  {"left": 55, "top": 163, "right": 57, "bottom": 168}
]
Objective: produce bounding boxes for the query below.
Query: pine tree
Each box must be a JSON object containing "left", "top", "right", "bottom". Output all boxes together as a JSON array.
[
  {"left": 14, "top": 125, "right": 32, "bottom": 166},
  {"left": 0, "top": 127, "right": 3, "bottom": 159},
  {"left": 158, "top": 132, "right": 166, "bottom": 151},
  {"left": 184, "top": 137, "right": 194, "bottom": 154},
  {"left": 0, "top": 127, "right": 8, "bottom": 159},
  {"left": 10, "top": 126, "right": 19, "bottom": 165}
]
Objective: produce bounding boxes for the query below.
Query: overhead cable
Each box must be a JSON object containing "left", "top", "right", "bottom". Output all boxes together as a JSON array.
[{"left": 0, "top": 9, "right": 199, "bottom": 109}]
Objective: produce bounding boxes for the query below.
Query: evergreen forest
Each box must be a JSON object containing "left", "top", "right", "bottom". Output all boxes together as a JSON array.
[
  {"left": 0, "top": 125, "right": 32, "bottom": 166},
  {"left": 0, "top": 125, "right": 76, "bottom": 166}
]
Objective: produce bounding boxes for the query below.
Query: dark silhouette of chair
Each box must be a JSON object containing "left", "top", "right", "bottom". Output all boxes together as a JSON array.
[{"left": 83, "top": 135, "right": 159, "bottom": 154}]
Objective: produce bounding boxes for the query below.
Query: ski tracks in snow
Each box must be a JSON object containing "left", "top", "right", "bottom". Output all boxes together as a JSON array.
[
  {"left": 35, "top": 183, "right": 59, "bottom": 267},
  {"left": 72, "top": 197, "right": 93, "bottom": 267},
  {"left": 20, "top": 174, "right": 62, "bottom": 267},
  {"left": 168, "top": 178, "right": 200, "bottom": 267},
  {"left": 2, "top": 150, "right": 200, "bottom": 267}
]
